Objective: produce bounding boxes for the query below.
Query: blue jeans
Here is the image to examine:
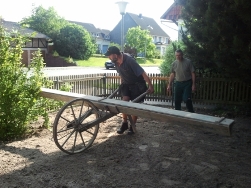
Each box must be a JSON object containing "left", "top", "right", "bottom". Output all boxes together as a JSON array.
[{"left": 174, "top": 80, "right": 194, "bottom": 112}]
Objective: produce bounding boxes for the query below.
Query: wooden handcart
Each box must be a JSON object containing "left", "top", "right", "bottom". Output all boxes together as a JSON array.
[{"left": 40, "top": 88, "right": 234, "bottom": 155}]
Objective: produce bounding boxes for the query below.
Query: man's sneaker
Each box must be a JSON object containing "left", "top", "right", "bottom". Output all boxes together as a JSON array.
[
  {"left": 127, "top": 126, "right": 135, "bottom": 135},
  {"left": 117, "top": 122, "right": 128, "bottom": 134}
]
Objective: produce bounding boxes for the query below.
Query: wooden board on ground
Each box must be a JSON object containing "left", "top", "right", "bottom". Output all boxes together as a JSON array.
[{"left": 40, "top": 88, "right": 234, "bottom": 136}]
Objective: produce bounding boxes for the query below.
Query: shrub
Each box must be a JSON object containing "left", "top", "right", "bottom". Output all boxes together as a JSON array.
[
  {"left": 52, "top": 50, "right": 59, "bottom": 57},
  {"left": 0, "top": 26, "right": 52, "bottom": 141},
  {"left": 66, "top": 56, "right": 74, "bottom": 63}
]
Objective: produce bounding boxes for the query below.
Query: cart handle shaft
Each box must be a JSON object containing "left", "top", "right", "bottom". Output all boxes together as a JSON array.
[{"left": 132, "top": 91, "right": 149, "bottom": 103}]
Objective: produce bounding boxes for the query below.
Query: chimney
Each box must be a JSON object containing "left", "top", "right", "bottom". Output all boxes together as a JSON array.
[{"left": 139, "top": 14, "right": 142, "bottom": 18}]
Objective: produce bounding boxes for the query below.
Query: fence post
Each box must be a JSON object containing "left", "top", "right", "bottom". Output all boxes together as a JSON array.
[
  {"left": 54, "top": 77, "right": 59, "bottom": 90},
  {"left": 172, "top": 81, "right": 175, "bottom": 107},
  {"left": 103, "top": 73, "right": 106, "bottom": 96}
]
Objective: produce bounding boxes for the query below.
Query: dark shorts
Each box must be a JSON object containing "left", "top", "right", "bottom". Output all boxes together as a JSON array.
[{"left": 120, "top": 82, "right": 148, "bottom": 103}]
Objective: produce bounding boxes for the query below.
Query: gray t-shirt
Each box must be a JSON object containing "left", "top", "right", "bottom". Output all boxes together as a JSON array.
[
  {"left": 171, "top": 58, "right": 195, "bottom": 81},
  {"left": 115, "top": 53, "right": 145, "bottom": 84}
]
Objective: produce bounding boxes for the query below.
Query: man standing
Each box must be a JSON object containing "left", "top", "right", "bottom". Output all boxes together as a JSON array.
[
  {"left": 167, "top": 49, "right": 195, "bottom": 112},
  {"left": 104, "top": 46, "right": 154, "bottom": 135}
]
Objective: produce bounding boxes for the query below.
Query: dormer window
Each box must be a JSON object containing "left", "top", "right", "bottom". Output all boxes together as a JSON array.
[{"left": 104, "top": 35, "right": 110, "bottom": 40}]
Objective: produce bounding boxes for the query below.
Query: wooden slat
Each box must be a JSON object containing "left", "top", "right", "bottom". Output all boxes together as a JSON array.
[
  {"left": 223, "top": 80, "right": 227, "bottom": 102},
  {"left": 235, "top": 81, "right": 239, "bottom": 102},
  {"left": 241, "top": 82, "right": 245, "bottom": 101},
  {"left": 40, "top": 88, "right": 234, "bottom": 136},
  {"left": 214, "top": 78, "right": 217, "bottom": 100},
  {"left": 246, "top": 83, "right": 250, "bottom": 102}
]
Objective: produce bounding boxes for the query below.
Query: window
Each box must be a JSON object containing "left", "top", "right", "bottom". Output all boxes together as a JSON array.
[
  {"left": 154, "top": 36, "right": 157, "bottom": 43},
  {"left": 104, "top": 35, "right": 110, "bottom": 40},
  {"left": 166, "top": 38, "right": 169, "bottom": 44},
  {"left": 25, "top": 41, "right": 32, "bottom": 47},
  {"left": 32, "top": 38, "right": 39, "bottom": 47},
  {"left": 158, "top": 37, "right": 162, "bottom": 42}
]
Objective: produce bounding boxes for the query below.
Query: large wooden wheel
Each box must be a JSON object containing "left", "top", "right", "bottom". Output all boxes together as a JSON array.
[{"left": 53, "top": 98, "right": 100, "bottom": 154}]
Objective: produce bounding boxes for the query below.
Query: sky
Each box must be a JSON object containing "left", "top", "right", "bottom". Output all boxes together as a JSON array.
[{"left": 0, "top": 0, "right": 178, "bottom": 40}]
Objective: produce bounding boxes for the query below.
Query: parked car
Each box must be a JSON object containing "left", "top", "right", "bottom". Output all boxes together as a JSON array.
[{"left": 105, "top": 60, "right": 115, "bottom": 69}]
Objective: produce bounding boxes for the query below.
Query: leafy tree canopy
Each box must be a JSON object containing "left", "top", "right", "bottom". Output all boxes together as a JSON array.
[
  {"left": 180, "top": 0, "right": 251, "bottom": 82},
  {"left": 126, "top": 26, "right": 155, "bottom": 57},
  {"left": 21, "top": 5, "right": 67, "bottom": 39}
]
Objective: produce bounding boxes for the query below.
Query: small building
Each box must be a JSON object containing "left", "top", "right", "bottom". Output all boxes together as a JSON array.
[
  {"left": 1, "top": 19, "right": 52, "bottom": 66},
  {"left": 160, "top": 2, "right": 183, "bottom": 40}
]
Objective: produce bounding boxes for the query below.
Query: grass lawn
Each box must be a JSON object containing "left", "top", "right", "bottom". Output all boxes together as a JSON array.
[{"left": 76, "top": 55, "right": 163, "bottom": 67}]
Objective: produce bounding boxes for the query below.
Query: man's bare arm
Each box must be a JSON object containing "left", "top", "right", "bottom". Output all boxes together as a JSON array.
[
  {"left": 167, "top": 73, "right": 175, "bottom": 91},
  {"left": 142, "top": 71, "right": 154, "bottom": 93}
]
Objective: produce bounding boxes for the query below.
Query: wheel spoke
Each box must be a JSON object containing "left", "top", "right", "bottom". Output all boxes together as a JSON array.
[
  {"left": 60, "top": 127, "right": 74, "bottom": 133},
  {"left": 72, "top": 131, "right": 78, "bottom": 152},
  {"left": 70, "top": 104, "right": 77, "bottom": 121},
  {"left": 57, "top": 128, "right": 74, "bottom": 138},
  {"left": 60, "top": 115, "right": 71, "bottom": 123},
  {"left": 61, "top": 129, "right": 76, "bottom": 148},
  {"left": 79, "top": 132, "right": 86, "bottom": 147},
  {"left": 59, "top": 116, "right": 72, "bottom": 129},
  {"left": 85, "top": 130, "right": 95, "bottom": 136},
  {"left": 78, "top": 100, "right": 85, "bottom": 119}
]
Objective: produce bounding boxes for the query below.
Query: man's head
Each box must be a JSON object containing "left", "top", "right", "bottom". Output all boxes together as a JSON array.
[
  {"left": 175, "top": 49, "right": 183, "bottom": 62},
  {"left": 104, "top": 46, "right": 121, "bottom": 63}
]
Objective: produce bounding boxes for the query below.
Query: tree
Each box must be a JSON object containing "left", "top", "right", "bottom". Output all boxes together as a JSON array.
[
  {"left": 55, "top": 24, "right": 96, "bottom": 60},
  {"left": 180, "top": 0, "right": 251, "bottom": 82},
  {"left": 21, "top": 5, "right": 67, "bottom": 39},
  {"left": 126, "top": 26, "right": 155, "bottom": 57}
]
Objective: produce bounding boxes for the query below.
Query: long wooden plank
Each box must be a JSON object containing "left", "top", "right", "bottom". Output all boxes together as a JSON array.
[{"left": 40, "top": 88, "right": 234, "bottom": 136}]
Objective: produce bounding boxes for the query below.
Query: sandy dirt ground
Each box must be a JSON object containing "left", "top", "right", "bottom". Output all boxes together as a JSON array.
[{"left": 0, "top": 108, "right": 251, "bottom": 188}]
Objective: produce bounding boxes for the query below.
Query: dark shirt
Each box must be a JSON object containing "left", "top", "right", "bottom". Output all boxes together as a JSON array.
[{"left": 115, "top": 53, "right": 145, "bottom": 84}]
